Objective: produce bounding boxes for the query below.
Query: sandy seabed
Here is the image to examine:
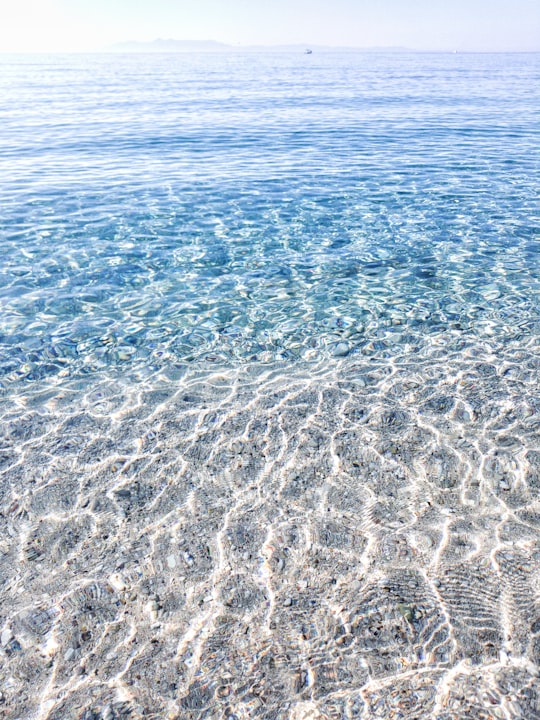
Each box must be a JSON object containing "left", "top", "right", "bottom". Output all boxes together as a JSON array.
[{"left": 1, "top": 333, "right": 540, "bottom": 720}]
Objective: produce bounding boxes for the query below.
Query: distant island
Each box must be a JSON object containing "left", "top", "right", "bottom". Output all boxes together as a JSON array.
[{"left": 108, "top": 39, "right": 413, "bottom": 53}]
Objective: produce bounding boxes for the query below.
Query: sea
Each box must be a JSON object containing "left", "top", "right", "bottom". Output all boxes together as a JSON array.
[{"left": 0, "top": 51, "right": 539, "bottom": 719}]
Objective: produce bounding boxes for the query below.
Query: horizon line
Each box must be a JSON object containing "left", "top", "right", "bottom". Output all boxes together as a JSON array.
[
  {"left": 2, "top": 46, "right": 539, "bottom": 55},
  {"left": 1, "top": 37, "right": 540, "bottom": 55}
]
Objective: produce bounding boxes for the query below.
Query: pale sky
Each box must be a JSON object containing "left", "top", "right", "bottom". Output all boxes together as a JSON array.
[{"left": 1, "top": 0, "right": 539, "bottom": 53}]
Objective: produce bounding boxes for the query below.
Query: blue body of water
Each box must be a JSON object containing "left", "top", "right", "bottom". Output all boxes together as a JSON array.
[
  {"left": 1, "top": 53, "right": 540, "bottom": 719},
  {"left": 1, "top": 53, "right": 538, "bottom": 379}
]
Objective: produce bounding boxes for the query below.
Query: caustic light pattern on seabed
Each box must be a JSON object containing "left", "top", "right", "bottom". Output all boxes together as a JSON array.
[
  {"left": 0, "top": 51, "right": 539, "bottom": 719},
  {"left": 1, "top": 341, "right": 540, "bottom": 719}
]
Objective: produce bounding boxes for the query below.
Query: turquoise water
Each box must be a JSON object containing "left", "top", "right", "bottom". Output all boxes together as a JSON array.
[
  {"left": 1, "top": 53, "right": 539, "bottom": 380},
  {"left": 0, "top": 52, "right": 540, "bottom": 719}
]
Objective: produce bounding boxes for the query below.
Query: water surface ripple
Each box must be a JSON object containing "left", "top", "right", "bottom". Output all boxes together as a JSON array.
[{"left": 0, "top": 52, "right": 539, "bottom": 720}]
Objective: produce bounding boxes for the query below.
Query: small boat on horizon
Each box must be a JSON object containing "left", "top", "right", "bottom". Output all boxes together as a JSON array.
[{"left": 305, "top": 48, "right": 313, "bottom": 54}]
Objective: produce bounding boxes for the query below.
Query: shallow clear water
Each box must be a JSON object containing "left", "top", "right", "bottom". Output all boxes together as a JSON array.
[{"left": 0, "top": 52, "right": 539, "bottom": 719}]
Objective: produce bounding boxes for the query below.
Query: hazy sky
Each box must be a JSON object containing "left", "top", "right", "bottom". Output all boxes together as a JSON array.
[{"left": 1, "top": 0, "right": 539, "bottom": 52}]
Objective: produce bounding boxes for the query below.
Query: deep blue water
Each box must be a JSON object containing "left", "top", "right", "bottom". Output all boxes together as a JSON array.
[{"left": 1, "top": 52, "right": 539, "bottom": 385}]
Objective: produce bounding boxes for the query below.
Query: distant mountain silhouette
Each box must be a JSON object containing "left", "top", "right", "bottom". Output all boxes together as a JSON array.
[
  {"left": 109, "top": 39, "right": 232, "bottom": 52},
  {"left": 108, "top": 39, "right": 414, "bottom": 53}
]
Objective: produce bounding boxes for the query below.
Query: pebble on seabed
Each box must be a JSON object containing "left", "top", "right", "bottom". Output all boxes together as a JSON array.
[
  {"left": 332, "top": 342, "right": 350, "bottom": 357},
  {"left": 1, "top": 629, "right": 13, "bottom": 646},
  {"left": 145, "top": 599, "right": 160, "bottom": 621}
]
